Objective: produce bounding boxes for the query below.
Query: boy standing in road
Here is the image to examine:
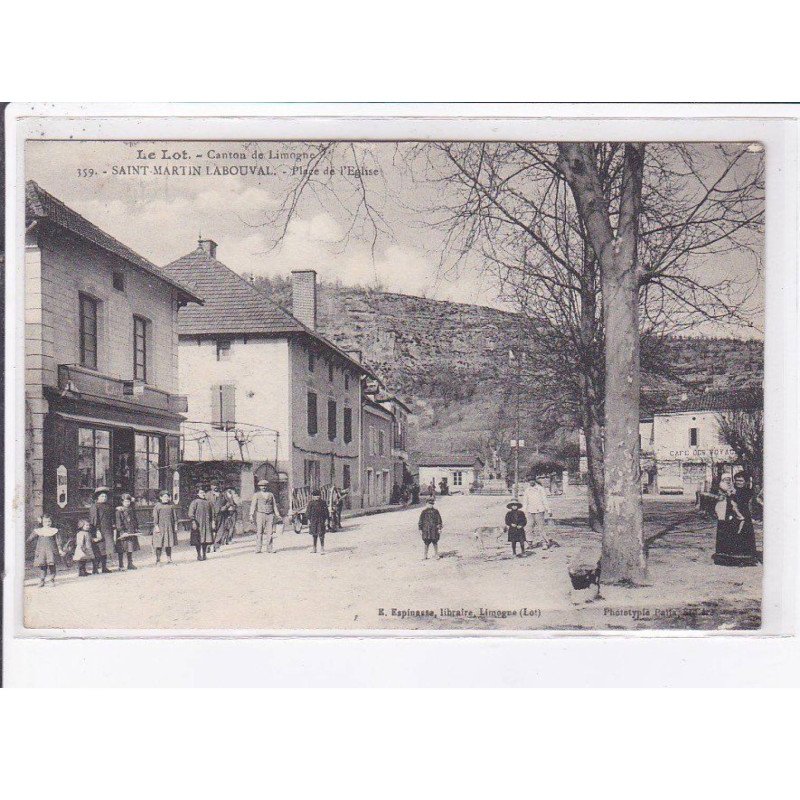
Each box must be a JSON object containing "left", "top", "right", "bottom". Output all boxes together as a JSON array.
[
  {"left": 418, "top": 496, "right": 443, "bottom": 560},
  {"left": 306, "top": 489, "right": 329, "bottom": 554}
]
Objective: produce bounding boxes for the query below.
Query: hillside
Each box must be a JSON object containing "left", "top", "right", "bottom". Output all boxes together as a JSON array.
[{"left": 251, "top": 276, "right": 764, "bottom": 462}]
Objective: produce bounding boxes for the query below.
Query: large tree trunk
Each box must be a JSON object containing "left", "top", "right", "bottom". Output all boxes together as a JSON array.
[
  {"left": 581, "top": 392, "right": 605, "bottom": 532},
  {"left": 558, "top": 142, "right": 647, "bottom": 584}
]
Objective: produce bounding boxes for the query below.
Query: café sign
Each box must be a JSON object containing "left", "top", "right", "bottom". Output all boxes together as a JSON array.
[{"left": 657, "top": 446, "right": 737, "bottom": 460}]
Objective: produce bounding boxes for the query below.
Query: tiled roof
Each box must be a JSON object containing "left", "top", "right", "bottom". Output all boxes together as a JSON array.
[
  {"left": 417, "top": 455, "right": 483, "bottom": 468},
  {"left": 645, "top": 388, "right": 763, "bottom": 415},
  {"left": 25, "top": 181, "right": 202, "bottom": 305},
  {"left": 162, "top": 246, "right": 376, "bottom": 378}
]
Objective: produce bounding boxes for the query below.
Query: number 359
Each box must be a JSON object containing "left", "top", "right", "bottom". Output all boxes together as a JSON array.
[{"left": 77, "top": 168, "right": 95, "bottom": 177}]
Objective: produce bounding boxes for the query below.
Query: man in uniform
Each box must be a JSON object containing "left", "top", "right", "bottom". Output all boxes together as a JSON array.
[{"left": 249, "top": 479, "right": 280, "bottom": 553}]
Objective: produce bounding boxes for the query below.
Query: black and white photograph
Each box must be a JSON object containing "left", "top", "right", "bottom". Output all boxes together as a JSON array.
[{"left": 9, "top": 127, "right": 774, "bottom": 632}]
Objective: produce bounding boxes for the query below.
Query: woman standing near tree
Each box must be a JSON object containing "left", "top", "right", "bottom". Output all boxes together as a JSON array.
[
  {"left": 712, "top": 475, "right": 755, "bottom": 567},
  {"left": 732, "top": 471, "right": 759, "bottom": 565}
]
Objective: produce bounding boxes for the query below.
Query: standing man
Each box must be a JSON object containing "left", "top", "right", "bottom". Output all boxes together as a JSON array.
[
  {"left": 250, "top": 479, "right": 280, "bottom": 554},
  {"left": 418, "top": 496, "right": 443, "bottom": 560},
  {"left": 306, "top": 488, "right": 329, "bottom": 554},
  {"left": 208, "top": 480, "right": 225, "bottom": 551},
  {"left": 523, "top": 475, "right": 556, "bottom": 549},
  {"left": 89, "top": 486, "right": 115, "bottom": 573},
  {"left": 188, "top": 486, "right": 214, "bottom": 561}
]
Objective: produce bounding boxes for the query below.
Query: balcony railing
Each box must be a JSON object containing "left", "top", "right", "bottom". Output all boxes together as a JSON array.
[{"left": 57, "top": 364, "right": 188, "bottom": 414}]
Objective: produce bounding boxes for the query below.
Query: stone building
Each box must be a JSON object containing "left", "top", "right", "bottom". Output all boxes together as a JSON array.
[
  {"left": 162, "top": 241, "right": 375, "bottom": 512},
  {"left": 417, "top": 456, "right": 484, "bottom": 495},
  {"left": 360, "top": 396, "right": 396, "bottom": 508},
  {"left": 24, "top": 181, "right": 202, "bottom": 531}
]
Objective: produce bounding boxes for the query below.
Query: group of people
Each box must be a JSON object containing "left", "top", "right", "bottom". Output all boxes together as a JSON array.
[
  {"left": 417, "top": 475, "right": 559, "bottom": 561},
  {"left": 185, "top": 481, "right": 240, "bottom": 561},
  {"left": 712, "top": 470, "right": 760, "bottom": 567}
]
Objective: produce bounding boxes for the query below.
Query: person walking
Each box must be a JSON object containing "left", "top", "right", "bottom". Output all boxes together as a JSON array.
[
  {"left": 306, "top": 489, "right": 329, "bottom": 554},
  {"left": 219, "top": 487, "right": 239, "bottom": 545},
  {"left": 114, "top": 493, "right": 140, "bottom": 570},
  {"left": 522, "top": 475, "right": 556, "bottom": 549},
  {"left": 28, "top": 514, "right": 64, "bottom": 586},
  {"left": 250, "top": 479, "right": 280, "bottom": 554},
  {"left": 188, "top": 486, "right": 214, "bottom": 561},
  {"left": 152, "top": 490, "right": 178, "bottom": 564},
  {"left": 89, "top": 486, "right": 115, "bottom": 572},
  {"left": 504, "top": 500, "right": 527, "bottom": 558},
  {"left": 418, "top": 496, "right": 443, "bottom": 560}
]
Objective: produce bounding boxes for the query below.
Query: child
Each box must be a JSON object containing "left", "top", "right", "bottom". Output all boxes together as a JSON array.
[
  {"left": 27, "top": 514, "right": 63, "bottom": 587},
  {"left": 152, "top": 490, "right": 178, "bottom": 564},
  {"left": 114, "top": 493, "right": 140, "bottom": 570},
  {"left": 73, "top": 518, "right": 94, "bottom": 577},
  {"left": 306, "top": 489, "right": 329, "bottom": 554},
  {"left": 188, "top": 486, "right": 213, "bottom": 560},
  {"left": 504, "top": 500, "right": 527, "bottom": 557},
  {"left": 418, "top": 497, "right": 443, "bottom": 560}
]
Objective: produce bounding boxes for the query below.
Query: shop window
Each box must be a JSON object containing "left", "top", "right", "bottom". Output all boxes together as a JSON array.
[
  {"left": 133, "top": 315, "right": 147, "bottom": 381},
  {"left": 307, "top": 391, "right": 318, "bottom": 435},
  {"left": 135, "top": 433, "right": 162, "bottom": 503},
  {"left": 211, "top": 384, "right": 236, "bottom": 431},
  {"left": 328, "top": 399, "right": 337, "bottom": 440},
  {"left": 343, "top": 407, "right": 353, "bottom": 444},
  {"left": 79, "top": 293, "right": 98, "bottom": 369},
  {"left": 77, "top": 426, "right": 111, "bottom": 505}
]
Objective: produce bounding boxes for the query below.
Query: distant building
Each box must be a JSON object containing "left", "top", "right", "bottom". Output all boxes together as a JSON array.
[
  {"left": 162, "top": 241, "right": 375, "bottom": 512},
  {"left": 361, "top": 396, "right": 395, "bottom": 507},
  {"left": 648, "top": 389, "right": 762, "bottom": 495},
  {"left": 417, "top": 455, "right": 484, "bottom": 495},
  {"left": 374, "top": 395, "right": 413, "bottom": 488},
  {"left": 24, "top": 182, "right": 202, "bottom": 529}
]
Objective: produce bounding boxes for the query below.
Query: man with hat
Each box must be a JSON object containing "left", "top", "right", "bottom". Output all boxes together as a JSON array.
[
  {"left": 306, "top": 488, "right": 329, "bottom": 554},
  {"left": 89, "top": 486, "right": 115, "bottom": 572},
  {"left": 417, "top": 495, "right": 443, "bottom": 560},
  {"left": 249, "top": 479, "right": 280, "bottom": 553},
  {"left": 504, "top": 499, "right": 527, "bottom": 558},
  {"left": 188, "top": 485, "right": 214, "bottom": 560},
  {"left": 522, "top": 475, "right": 556, "bottom": 549}
]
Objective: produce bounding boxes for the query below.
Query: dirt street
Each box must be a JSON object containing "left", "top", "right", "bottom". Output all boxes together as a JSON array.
[{"left": 23, "top": 493, "right": 762, "bottom": 631}]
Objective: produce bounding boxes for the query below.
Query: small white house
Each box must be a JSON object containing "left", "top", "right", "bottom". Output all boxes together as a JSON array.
[{"left": 417, "top": 456, "right": 483, "bottom": 495}]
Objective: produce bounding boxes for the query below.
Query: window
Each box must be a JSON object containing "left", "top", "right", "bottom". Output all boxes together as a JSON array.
[
  {"left": 307, "top": 391, "right": 318, "bottom": 435},
  {"left": 453, "top": 470, "right": 463, "bottom": 487},
  {"left": 304, "top": 459, "right": 321, "bottom": 490},
  {"left": 344, "top": 373, "right": 350, "bottom": 391},
  {"left": 343, "top": 407, "right": 353, "bottom": 444},
  {"left": 328, "top": 362, "right": 334, "bottom": 382},
  {"left": 211, "top": 384, "right": 236, "bottom": 431},
  {"left": 112, "top": 272, "right": 125, "bottom": 292},
  {"left": 79, "top": 293, "right": 98, "bottom": 369},
  {"left": 77, "top": 427, "right": 111, "bottom": 504},
  {"left": 135, "top": 433, "right": 162, "bottom": 502},
  {"left": 689, "top": 427, "right": 699, "bottom": 447},
  {"left": 378, "top": 429, "right": 385, "bottom": 455},
  {"left": 328, "top": 399, "right": 337, "bottom": 440},
  {"left": 342, "top": 464, "right": 351, "bottom": 490},
  {"left": 133, "top": 315, "right": 147, "bottom": 381},
  {"left": 308, "top": 350, "right": 315, "bottom": 372},
  {"left": 216, "top": 339, "right": 231, "bottom": 361}
]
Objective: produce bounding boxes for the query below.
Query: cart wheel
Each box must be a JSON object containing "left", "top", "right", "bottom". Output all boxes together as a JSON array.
[{"left": 293, "top": 516, "right": 304, "bottom": 534}]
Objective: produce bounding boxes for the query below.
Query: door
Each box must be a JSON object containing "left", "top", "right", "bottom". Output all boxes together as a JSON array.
[{"left": 113, "top": 428, "right": 134, "bottom": 498}]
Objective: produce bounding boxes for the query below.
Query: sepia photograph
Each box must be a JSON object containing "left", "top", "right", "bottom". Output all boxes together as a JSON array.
[{"left": 16, "top": 132, "right": 768, "bottom": 632}]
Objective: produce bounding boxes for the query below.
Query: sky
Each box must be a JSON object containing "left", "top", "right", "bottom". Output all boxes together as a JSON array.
[{"left": 25, "top": 140, "right": 764, "bottom": 337}]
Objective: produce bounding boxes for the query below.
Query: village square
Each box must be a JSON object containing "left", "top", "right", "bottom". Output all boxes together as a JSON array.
[{"left": 21, "top": 140, "right": 765, "bottom": 631}]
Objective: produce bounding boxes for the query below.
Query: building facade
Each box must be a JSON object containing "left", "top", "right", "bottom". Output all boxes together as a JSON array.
[
  {"left": 361, "top": 398, "right": 396, "bottom": 508},
  {"left": 374, "top": 395, "right": 413, "bottom": 488},
  {"left": 162, "top": 242, "right": 372, "bottom": 513},
  {"left": 24, "top": 181, "right": 201, "bottom": 531},
  {"left": 417, "top": 456, "right": 483, "bottom": 495}
]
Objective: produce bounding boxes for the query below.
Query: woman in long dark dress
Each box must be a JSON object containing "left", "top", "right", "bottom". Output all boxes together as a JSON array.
[
  {"left": 114, "top": 493, "right": 140, "bottom": 570},
  {"left": 712, "top": 474, "right": 756, "bottom": 567},
  {"left": 152, "top": 490, "right": 178, "bottom": 564},
  {"left": 188, "top": 487, "right": 214, "bottom": 561},
  {"left": 732, "top": 471, "right": 759, "bottom": 564}
]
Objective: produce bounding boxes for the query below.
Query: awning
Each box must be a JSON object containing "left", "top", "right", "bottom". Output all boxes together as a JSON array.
[{"left": 55, "top": 412, "right": 179, "bottom": 436}]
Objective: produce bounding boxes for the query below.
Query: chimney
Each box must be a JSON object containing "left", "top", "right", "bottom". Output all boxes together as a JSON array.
[
  {"left": 291, "top": 269, "right": 317, "bottom": 330},
  {"left": 198, "top": 238, "right": 218, "bottom": 259}
]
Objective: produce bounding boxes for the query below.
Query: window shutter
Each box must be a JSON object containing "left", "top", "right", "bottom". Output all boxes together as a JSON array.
[
  {"left": 211, "top": 385, "right": 221, "bottom": 428},
  {"left": 221, "top": 385, "right": 236, "bottom": 430},
  {"left": 308, "top": 392, "right": 318, "bottom": 435}
]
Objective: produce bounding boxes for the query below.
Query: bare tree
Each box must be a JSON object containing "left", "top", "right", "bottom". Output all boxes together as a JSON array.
[
  {"left": 717, "top": 408, "right": 764, "bottom": 490},
  {"left": 253, "top": 141, "right": 763, "bottom": 583}
]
